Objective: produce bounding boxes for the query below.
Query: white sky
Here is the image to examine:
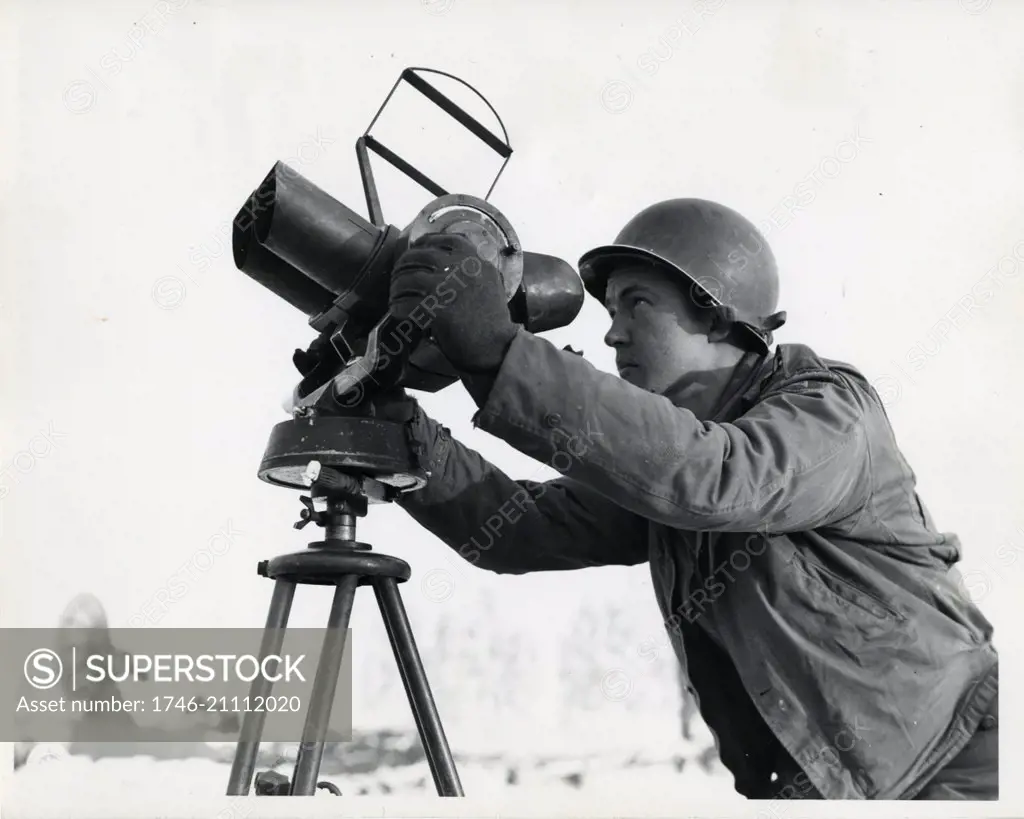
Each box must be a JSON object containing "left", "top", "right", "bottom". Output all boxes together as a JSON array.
[{"left": 2, "top": 0, "right": 1023, "bottom": 812}]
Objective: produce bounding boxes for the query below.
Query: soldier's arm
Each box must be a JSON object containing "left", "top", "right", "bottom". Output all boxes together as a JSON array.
[
  {"left": 395, "top": 403, "right": 649, "bottom": 575},
  {"left": 469, "top": 330, "right": 873, "bottom": 534}
]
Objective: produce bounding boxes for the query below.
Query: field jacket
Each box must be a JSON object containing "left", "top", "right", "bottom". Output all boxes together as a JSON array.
[{"left": 397, "top": 328, "right": 998, "bottom": 799}]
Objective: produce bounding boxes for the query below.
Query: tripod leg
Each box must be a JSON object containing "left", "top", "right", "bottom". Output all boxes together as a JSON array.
[
  {"left": 375, "top": 578, "right": 464, "bottom": 796},
  {"left": 289, "top": 575, "right": 360, "bottom": 795},
  {"left": 227, "top": 579, "right": 296, "bottom": 796}
]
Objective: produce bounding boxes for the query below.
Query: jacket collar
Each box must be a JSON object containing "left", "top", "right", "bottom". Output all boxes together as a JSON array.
[{"left": 711, "top": 350, "right": 772, "bottom": 422}]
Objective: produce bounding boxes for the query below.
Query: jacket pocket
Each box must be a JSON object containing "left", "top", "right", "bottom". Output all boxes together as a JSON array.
[{"left": 791, "top": 552, "right": 906, "bottom": 629}]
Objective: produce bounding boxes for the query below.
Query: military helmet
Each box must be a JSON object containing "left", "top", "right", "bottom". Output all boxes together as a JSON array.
[{"left": 578, "top": 198, "right": 787, "bottom": 352}]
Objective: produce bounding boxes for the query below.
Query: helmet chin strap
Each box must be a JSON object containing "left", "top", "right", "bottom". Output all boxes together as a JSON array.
[
  {"left": 709, "top": 306, "right": 788, "bottom": 350},
  {"left": 707, "top": 304, "right": 739, "bottom": 343}
]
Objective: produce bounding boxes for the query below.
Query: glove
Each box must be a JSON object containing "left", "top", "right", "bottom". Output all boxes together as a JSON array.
[
  {"left": 389, "top": 232, "right": 518, "bottom": 374},
  {"left": 369, "top": 387, "right": 419, "bottom": 424}
]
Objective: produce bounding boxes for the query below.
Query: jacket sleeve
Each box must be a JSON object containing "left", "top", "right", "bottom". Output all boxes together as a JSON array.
[
  {"left": 471, "top": 329, "right": 873, "bottom": 534},
  {"left": 395, "top": 402, "right": 649, "bottom": 575}
]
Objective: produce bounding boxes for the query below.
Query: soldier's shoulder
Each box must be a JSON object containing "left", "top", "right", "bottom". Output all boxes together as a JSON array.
[{"left": 760, "top": 343, "right": 873, "bottom": 396}]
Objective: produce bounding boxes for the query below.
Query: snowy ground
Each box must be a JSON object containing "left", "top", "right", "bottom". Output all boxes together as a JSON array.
[{"left": 4, "top": 733, "right": 741, "bottom": 817}]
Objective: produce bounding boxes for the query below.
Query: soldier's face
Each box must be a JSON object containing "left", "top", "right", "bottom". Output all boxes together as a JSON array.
[{"left": 603, "top": 265, "right": 712, "bottom": 394}]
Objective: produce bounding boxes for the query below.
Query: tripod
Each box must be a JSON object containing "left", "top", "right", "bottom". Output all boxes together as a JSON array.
[{"left": 225, "top": 414, "right": 464, "bottom": 797}]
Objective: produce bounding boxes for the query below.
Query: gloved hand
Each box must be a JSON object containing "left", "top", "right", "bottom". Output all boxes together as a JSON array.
[
  {"left": 389, "top": 232, "right": 518, "bottom": 374},
  {"left": 369, "top": 387, "right": 419, "bottom": 424}
]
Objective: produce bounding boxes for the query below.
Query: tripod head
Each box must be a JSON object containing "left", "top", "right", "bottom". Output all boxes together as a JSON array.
[{"left": 260, "top": 412, "right": 423, "bottom": 550}]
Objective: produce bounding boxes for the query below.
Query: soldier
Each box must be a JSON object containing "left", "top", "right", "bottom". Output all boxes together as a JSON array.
[
  {"left": 383, "top": 199, "right": 998, "bottom": 800},
  {"left": 56, "top": 593, "right": 232, "bottom": 759}
]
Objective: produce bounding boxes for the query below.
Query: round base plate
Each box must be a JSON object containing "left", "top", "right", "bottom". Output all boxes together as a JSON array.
[{"left": 259, "top": 415, "right": 426, "bottom": 493}]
